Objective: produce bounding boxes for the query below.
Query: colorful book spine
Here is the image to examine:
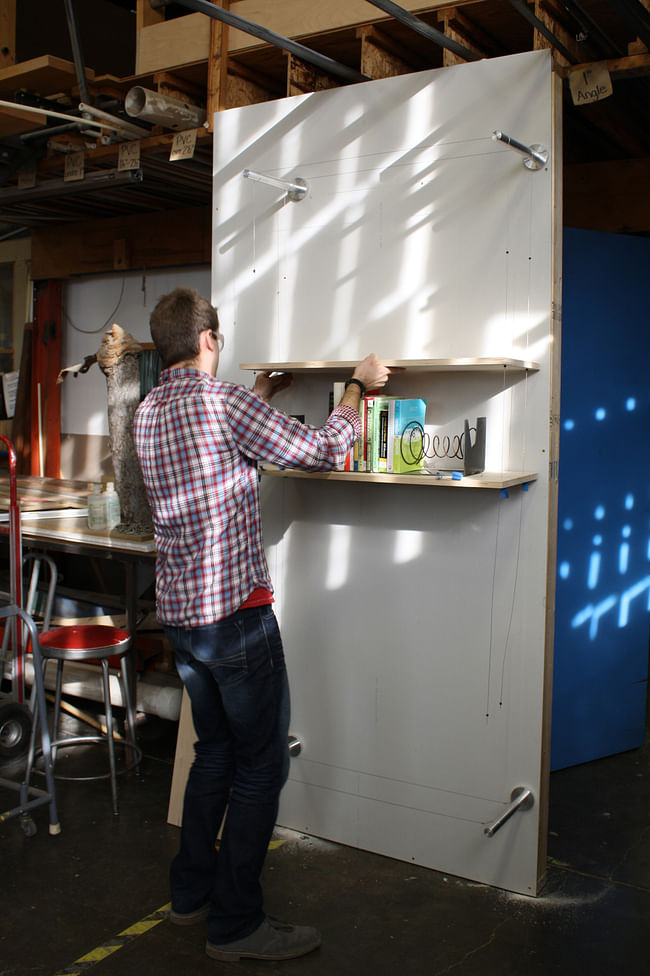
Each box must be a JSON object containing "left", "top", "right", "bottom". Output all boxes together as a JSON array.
[
  {"left": 371, "top": 397, "right": 390, "bottom": 472},
  {"left": 387, "top": 398, "right": 427, "bottom": 472}
]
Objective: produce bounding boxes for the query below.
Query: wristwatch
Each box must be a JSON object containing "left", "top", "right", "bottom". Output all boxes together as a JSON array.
[{"left": 344, "top": 377, "right": 366, "bottom": 396}]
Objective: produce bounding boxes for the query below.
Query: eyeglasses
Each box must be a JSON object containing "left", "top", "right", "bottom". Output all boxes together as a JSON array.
[{"left": 208, "top": 329, "right": 224, "bottom": 351}]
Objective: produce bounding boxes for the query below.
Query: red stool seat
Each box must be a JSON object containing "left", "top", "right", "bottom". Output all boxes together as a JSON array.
[{"left": 39, "top": 626, "right": 130, "bottom": 668}]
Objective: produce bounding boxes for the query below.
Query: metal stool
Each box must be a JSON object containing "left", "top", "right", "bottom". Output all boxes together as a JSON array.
[{"left": 33, "top": 625, "right": 142, "bottom": 816}]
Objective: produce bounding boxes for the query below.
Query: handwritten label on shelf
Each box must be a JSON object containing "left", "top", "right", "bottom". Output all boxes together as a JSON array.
[
  {"left": 170, "top": 129, "right": 197, "bottom": 161},
  {"left": 64, "top": 151, "right": 85, "bottom": 182},
  {"left": 118, "top": 141, "right": 141, "bottom": 171},
  {"left": 568, "top": 64, "right": 612, "bottom": 106}
]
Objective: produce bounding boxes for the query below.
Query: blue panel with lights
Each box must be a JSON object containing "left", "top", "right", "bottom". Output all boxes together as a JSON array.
[{"left": 551, "top": 228, "right": 650, "bottom": 770}]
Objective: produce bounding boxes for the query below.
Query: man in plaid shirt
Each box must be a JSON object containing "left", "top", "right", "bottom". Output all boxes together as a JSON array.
[{"left": 133, "top": 287, "right": 390, "bottom": 962}]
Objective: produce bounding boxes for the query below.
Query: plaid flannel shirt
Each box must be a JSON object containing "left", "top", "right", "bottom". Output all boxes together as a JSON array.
[{"left": 133, "top": 367, "right": 361, "bottom": 626}]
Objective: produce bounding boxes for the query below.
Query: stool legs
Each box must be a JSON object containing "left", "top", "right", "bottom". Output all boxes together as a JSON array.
[
  {"left": 100, "top": 659, "right": 119, "bottom": 816},
  {"left": 119, "top": 655, "right": 140, "bottom": 774},
  {"left": 43, "top": 655, "right": 141, "bottom": 816}
]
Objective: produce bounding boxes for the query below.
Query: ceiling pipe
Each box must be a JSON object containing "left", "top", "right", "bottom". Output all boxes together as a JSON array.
[
  {"left": 558, "top": 0, "right": 624, "bottom": 59},
  {"left": 63, "top": 0, "right": 92, "bottom": 107},
  {"left": 78, "top": 103, "right": 151, "bottom": 140},
  {"left": 152, "top": 0, "right": 368, "bottom": 84},
  {"left": 0, "top": 99, "right": 106, "bottom": 130},
  {"left": 507, "top": 0, "right": 578, "bottom": 64},
  {"left": 125, "top": 87, "right": 207, "bottom": 130},
  {"left": 20, "top": 123, "right": 90, "bottom": 141},
  {"left": 363, "top": 0, "right": 480, "bottom": 61}
]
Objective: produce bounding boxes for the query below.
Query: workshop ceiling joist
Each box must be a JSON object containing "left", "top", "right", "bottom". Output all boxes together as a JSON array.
[{"left": 0, "top": 0, "right": 649, "bottom": 243}]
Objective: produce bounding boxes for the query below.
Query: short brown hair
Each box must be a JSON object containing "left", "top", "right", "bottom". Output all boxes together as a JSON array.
[{"left": 149, "top": 287, "right": 219, "bottom": 368}]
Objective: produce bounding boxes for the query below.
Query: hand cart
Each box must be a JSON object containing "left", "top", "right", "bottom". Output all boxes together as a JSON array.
[{"left": 0, "top": 435, "right": 60, "bottom": 836}]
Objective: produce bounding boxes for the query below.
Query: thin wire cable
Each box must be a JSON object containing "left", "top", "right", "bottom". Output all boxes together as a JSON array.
[{"left": 64, "top": 277, "right": 126, "bottom": 334}]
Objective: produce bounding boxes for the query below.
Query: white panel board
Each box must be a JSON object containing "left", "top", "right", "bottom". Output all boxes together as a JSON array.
[
  {"left": 60, "top": 266, "right": 210, "bottom": 436},
  {"left": 212, "top": 51, "right": 557, "bottom": 895}
]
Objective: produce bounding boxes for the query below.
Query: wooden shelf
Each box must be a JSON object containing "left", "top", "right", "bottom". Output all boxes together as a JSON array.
[
  {"left": 258, "top": 466, "right": 537, "bottom": 490},
  {"left": 240, "top": 358, "right": 539, "bottom": 373}
]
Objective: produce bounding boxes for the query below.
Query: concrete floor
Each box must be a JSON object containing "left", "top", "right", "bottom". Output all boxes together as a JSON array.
[{"left": 1, "top": 708, "right": 648, "bottom": 976}]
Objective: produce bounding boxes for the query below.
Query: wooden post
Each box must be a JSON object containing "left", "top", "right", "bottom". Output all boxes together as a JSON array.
[
  {"left": 206, "top": 0, "right": 231, "bottom": 130},
  {"left": 31, "top": 281, "right": 62, "bottom": 478},
  {"left": 0, "top": 0, "right": 16, "bottom": 67},
  {"left": 136, "top": 0, "right": 164, "bottom": 32},
  {"left": 286, "top": 53, "right": 339, "bottom": 97},
  {"left": 533, "top": 0, "right": 582, "bottom": 67},
  {"left": 357, "top": 26, "right": 415, "bottom": 79},
  {"left": 439, "top": 8, "right": 487, "bottom": 67}
]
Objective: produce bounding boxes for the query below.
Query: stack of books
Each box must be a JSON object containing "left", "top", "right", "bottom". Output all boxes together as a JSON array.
[{"left": 331, "top": 383, "right": 426, "bottom": 473}]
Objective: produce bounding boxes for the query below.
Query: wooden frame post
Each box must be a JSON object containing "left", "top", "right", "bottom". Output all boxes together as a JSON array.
[
  {"left": 0, "top": 0, "right": 16, "bottom": 67},
  {"left": 206, "top": 0, "right": 230, "bottom": 129},
  {"left": 31, "top": 280, "right": 62, "bottom": 478}
]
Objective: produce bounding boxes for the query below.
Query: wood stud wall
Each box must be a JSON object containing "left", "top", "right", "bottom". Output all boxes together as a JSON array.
[{"left": 1, "top": 0, "right": 649, "bottom": 279}]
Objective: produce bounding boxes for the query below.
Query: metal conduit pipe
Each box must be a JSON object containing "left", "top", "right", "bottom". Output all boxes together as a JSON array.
[
  {"left": 363, "top": 0, "right": 480, "bottom": 61},
  {"left": 20, "top": 123, "right": 90, "bottom": 141},
  {"left": 559, "top": 0, "right": 624, "bottom": 58},
  {"left": 152, "top": 0, "right": 368, "bottom": 84},
  {"left": 507, "top": 0, "right": 578, "bottom": 64},
  {"left": 125, "top": 87, "right": 207, "bottom": 130},
  {"left": 63, "top": 0, "right": 91, "bottom": 107}
]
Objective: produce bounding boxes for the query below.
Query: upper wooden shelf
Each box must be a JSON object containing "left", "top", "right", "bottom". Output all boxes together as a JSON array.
[
  {"left": 240, "top": 358, "right": 540, "bottom": 373},
  {"left": 0, "top": 55, "right": 95, "bottom": 97}
]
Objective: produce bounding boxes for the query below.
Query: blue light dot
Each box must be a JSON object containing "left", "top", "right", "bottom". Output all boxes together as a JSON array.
[
  {"left": 625, "top": 494, "right": 634, "bottom": 510},
  {"left": 594, "top": 505, "right": 605, "bottom": 520},
  {"left": 593, "top": 535, "right": 602, "bottom": 546},
  {"left": 626, "top": 398, "right": 636, "bottom": 411},
  {"left": 622, "top": 525, "right": 631, "bottom": 538},
  {"left": 559, "top": 562, "right": 570, "bottom": 579},
  {"left": 563, "top": 518, "right": 574, "bottom": 531},
  {"left": 595, "top": 408, "right": 606, "bottom": 421},
  {"left": 563, "top": 419, "right": 575, "bottom": 431}
]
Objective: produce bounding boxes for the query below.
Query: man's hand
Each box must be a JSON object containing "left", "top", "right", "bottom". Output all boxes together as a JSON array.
[
  {"left": 352, "top": 353, "right": 391, "bottom": 391},
  {"left": 338, "top": 354, "right": 394, "bottom": 412},
  {"left": 253, "top": 370, "right": 293, "bottom": 402}
]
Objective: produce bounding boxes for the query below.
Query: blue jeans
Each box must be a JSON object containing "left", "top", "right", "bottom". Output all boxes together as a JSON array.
[{"left": 164, "top": 605, "right": 290, "bottom": 944}]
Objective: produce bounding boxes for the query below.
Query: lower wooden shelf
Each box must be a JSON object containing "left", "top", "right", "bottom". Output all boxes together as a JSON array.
[{"left": 258, "top": 466, "right": 537, "bottom": 489}]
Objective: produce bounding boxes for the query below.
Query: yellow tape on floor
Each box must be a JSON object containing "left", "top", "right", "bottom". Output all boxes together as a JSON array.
[
  {"left": 51, "top": 903, "right": 171, "bottom": 976},
  {"left": 51, "top": 838, "right": 288, "bottom": 974}
]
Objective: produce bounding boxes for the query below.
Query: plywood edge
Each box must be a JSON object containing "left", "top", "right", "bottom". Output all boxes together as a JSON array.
[
  {"left": 537, "top": 66, "right": 564, "bottom": 894},
  {"left": 240, "top": 358, "right": 540, "bottom": 372},
  {"left": 167, "top": 688, "right": 196, "bottom": 826},
  {"left": 0, "top": 54, "right": 95, "bottom": 95}
]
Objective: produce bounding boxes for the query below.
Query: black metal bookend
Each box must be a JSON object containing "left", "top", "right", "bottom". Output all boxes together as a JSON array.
[{"left": 463, "top": 417, "right": 486, "bottom": 475}]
